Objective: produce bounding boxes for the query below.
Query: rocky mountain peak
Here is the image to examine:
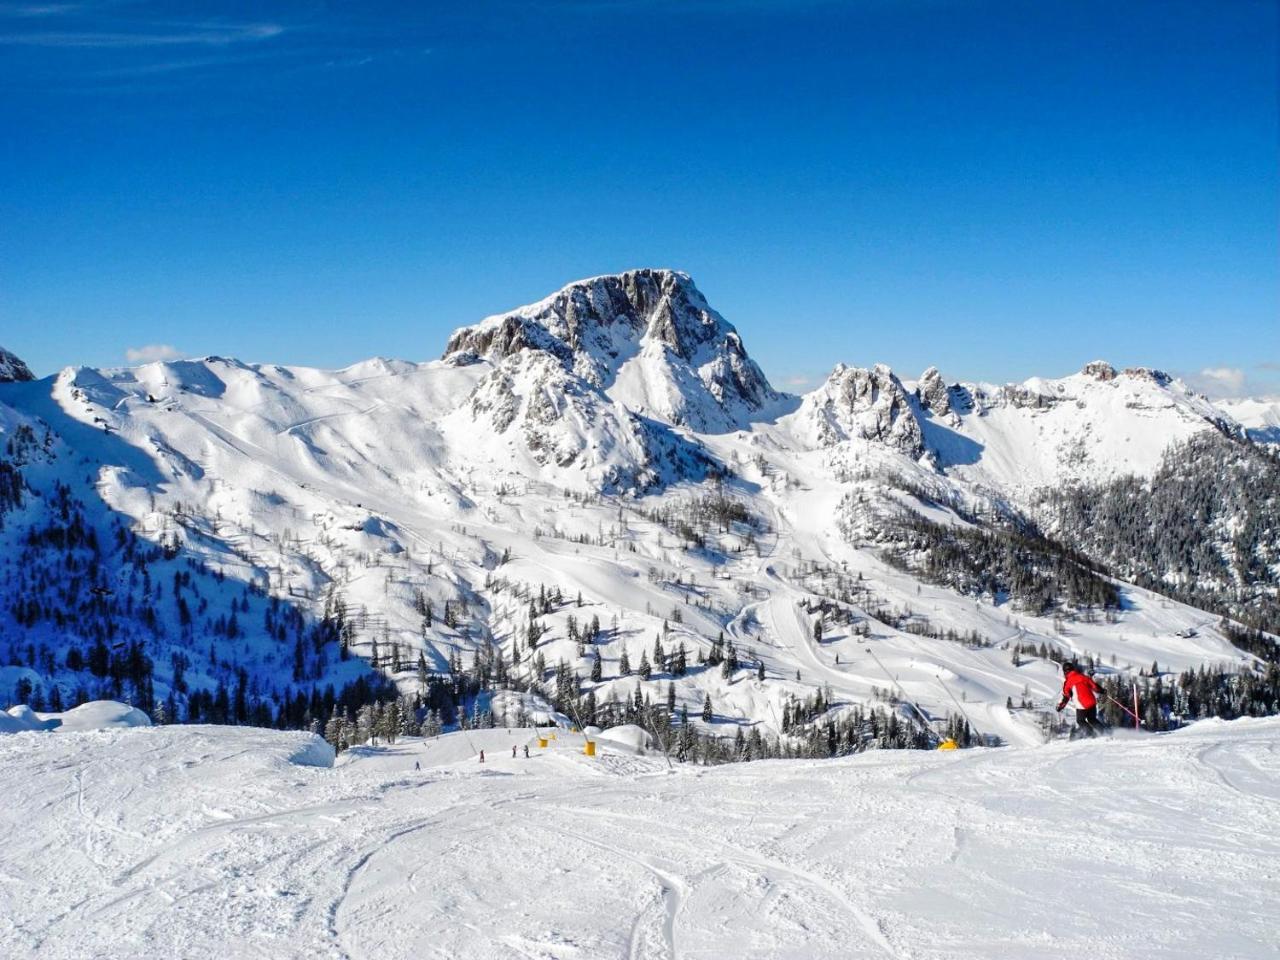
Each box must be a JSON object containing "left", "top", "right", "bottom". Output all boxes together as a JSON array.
[
  {"left": 1121, "top": 366, "right": 1172, "bottom": 386},
  {"left": 1081, "top": 360, "right": 1117, "bottom": 381},
  {"left": 916, "top": 365, "right": 954, "bottom": 421},
  {"left": 800, "top": 362, "right": 924, "bottom": 456},
  {"left": 442, "top": 269, "right": 778, "bottom": 433},
  {"left": 0, "top": 346, "right": 34, "bottom": 383},
  {"left": 445, "top": 269, "right": 712, "bottom": 365}
]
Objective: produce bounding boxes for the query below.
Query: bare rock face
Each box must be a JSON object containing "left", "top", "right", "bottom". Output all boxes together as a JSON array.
[
  {"left": 0, "top": 346, "right": 34, "bottom": 383},
  {"left": 1121, "top": 366, "right": 1172, "bottom": 387},
  {"left": 443, "top": 269, "right": 778, "bottom": 433},
  {"left": 916, "top": 366, "right": 959, "bottom": 424},
  {"left": 1081, "top": 360, "right": 1118, "bottom": 381},
  {"left": 801, "top": 363, "right": 924, "bottom": 457},
  {"left": 1002, "top": 383, "right": 1061, "bottom": 409},
  {"left": 453, "top": 330, "right": 715, "bottom": 493}
]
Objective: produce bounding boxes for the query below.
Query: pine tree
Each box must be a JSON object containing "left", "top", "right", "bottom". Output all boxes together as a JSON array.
[
  {"left": 591, "top": 649, "right": 602, "bottom": 682},
  {"left": 324, "top": 707, "right": 344, "bottom": 752},
  {"left": 702, "top": 693, "right": 713, "bottom": 723},
  {"left": 382, "top": 700, "right": 401, "bottom": 744},
  {"left": 638, "top": 650, "right": 652, "bottom": 681}
]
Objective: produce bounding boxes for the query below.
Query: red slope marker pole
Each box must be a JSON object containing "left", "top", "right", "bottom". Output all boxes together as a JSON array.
[
  {"left": 1133, "top": 684, "right": 1140, "bottom": 731},
  {"left": 1105, "top": 693, "right": 1140, "bottom": 726}
]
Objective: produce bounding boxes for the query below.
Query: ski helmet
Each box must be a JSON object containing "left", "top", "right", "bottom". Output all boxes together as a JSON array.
[{"left": 1061, "top": 661, "right": 1076, "bottom": 674}]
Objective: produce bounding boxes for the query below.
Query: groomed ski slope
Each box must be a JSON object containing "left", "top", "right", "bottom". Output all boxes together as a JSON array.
[{"left": 1, "top": 720, "right": 1276, "bottom": 959}]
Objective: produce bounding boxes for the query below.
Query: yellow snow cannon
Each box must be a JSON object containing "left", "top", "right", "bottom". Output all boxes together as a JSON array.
[{"left": 937, "top": 738, "right": 958, "bottom": 751}]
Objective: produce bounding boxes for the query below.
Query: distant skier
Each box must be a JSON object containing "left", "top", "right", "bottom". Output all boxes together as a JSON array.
[
  {"left": 1057, "top": 662, "right": 1105, "bottom": 738},
  {"left": 479, "top": 750, "right": 485, "bottom": 763},
  {"left": 414, "top": 760, "right": 420, "bottom": 771},
  {"left": 523, "top": 744, "right": 529, "bottom": 758},
  {"left": 512, "top": 745, "right": 517, "bottom": 759}
]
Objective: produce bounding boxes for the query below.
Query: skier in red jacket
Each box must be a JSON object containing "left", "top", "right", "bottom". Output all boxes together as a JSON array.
[{"left": 1057, "top": 662, "right": 1105, "bottom": 738}]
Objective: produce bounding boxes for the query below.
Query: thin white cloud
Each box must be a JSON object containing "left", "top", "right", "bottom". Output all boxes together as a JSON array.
[
  {"left": 125, "top": 344, "right": 183, "bottom": 364},
  {"left": 1198, "top": 366, "right": 1247, "bottom": 394},
  {"left": 0, "top": 3, "right": 82, "bottom": 16},
  {"left": 780, "top": 373, "right": 821, "bottom": 391},
  {"left": 0, "top": 21, "right": 283, "bottom": 47}
]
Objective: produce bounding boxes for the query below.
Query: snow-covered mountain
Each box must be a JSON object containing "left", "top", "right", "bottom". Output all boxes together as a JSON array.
[
  {"left": 0, "top": 271, "right": 1276, "bottom": 754},
  {"left": 1216, "top": 395, "right": 1280, "bottom": 448},
  {"left": 0, "top": 346, "right": 33, "bottom": 383},
  {"left": 444, "top": 269, "right": 782, "bottom": 434},
  {"left": 910, "top": 359, "right": 1245, "bottom": 496},
  {"left": 794, "top": 362, "right": 924, "bottom": 456}
]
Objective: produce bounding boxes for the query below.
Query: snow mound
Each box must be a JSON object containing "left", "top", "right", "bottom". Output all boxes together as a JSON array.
[
  {"left": 43, "top": 700, "right": 154, "bottom": 732},
  {"left": 0, "top": 705, "right": 59, "bottom": 734},
  {"left": 597, "top": 723, "right": 655, "bottom": 754},
  {"left": 1, "top": 700, "right": 151, "bottom": 735},
  {"left": 286, "top": 734, "right": 337, "bottom": 768}
]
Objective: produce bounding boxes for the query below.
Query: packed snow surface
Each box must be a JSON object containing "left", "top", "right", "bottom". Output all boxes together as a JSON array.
[{"left": 1, "top": 720, "right": 1276, "bottom": 959}]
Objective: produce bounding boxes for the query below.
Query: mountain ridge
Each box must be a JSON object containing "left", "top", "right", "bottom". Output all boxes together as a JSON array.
[
  {"left": 0, "top": 269, "right": 1276, "bottom": 752},
  {"left": 0, "top": 346, "right": 34, "bottom": 384}
]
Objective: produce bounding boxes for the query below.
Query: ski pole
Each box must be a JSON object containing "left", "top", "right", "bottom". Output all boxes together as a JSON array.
[{"left": 1105, "top": 693, "right": 1140, "bottom": 725}]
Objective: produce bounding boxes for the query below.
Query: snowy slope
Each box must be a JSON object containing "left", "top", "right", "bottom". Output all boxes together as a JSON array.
[
  {"left": 0, "top": 272, "right": 1274, "bottom": 752},
  {"left": 913, "top": 361, "right": 1242, "bottom": 498},
  {"left": 1, "top": 719, "right": 1276, "bottom": 958}
]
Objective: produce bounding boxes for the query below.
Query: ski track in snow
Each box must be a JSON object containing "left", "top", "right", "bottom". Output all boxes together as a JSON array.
[{"left": 1, "top": 720, "right": 1278, "bottom": 959}]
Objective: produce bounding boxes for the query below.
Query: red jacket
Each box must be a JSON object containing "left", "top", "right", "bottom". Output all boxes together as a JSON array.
[{"left": 1060, "top": 670, "right": 1100, "bottom": 710}]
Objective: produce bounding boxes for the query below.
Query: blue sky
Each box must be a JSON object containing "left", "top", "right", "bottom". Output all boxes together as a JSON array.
[{"left": 2, "top": 0, "right": 1276, "bottom": 395}]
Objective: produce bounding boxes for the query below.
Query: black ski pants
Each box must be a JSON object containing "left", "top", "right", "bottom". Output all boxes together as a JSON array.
[{"left": 1076, "top": 706, "right": 1105, "bottom": 738}]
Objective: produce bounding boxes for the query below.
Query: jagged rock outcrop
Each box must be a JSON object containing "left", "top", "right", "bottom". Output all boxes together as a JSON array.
[
  {"left": 916, "top": 366, "right": 961, "bottom": 425},
  {"left": 1121, "top": 366, "right": 1172, "bottom": 387},
  {"left": 443, "top": 269, "right": 778, "bottom": 433},
  {"left": 1002, "top": 383, "right": 1062, "bottom": 409},
  {"left": 450, "top": 347, "right": 714, "bottom": 493},
  {"left": 1081, "top": 360, "right": 1117, "bottom": 381},
  {"left": 0, "top": 347, "right": 34, "bottom": 383},
  {"left": 799, "top": 363, "right": 924, "bottom": 457}
]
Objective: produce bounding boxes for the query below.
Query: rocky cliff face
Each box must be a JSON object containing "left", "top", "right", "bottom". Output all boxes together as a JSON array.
[
  {"left": 915, "top": 366, "right": 959, "bottom": 425},
  {"left": 0, "top": 347, "right": 34, "bottom": 383},
  {"left": 444, "top": 269, "right": 778, "bottom": 433},
  {"left": 798, "top": 363, "right": 924, "bottom": 457}
]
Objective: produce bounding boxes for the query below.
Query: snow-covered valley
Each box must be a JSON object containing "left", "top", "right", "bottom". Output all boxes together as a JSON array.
[{"left": 1, "top": 718, "right": 1277, "bottom": 959}]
